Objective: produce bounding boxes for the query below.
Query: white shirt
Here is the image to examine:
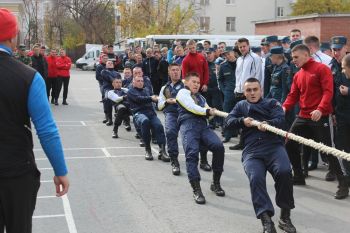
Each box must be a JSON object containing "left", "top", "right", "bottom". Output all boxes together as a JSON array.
[
  {"left": 235, "top": 51, "right": 262, "bottom": 93},
  {"left": 312, "top": 50, "right": 332, "bottom": 68}
]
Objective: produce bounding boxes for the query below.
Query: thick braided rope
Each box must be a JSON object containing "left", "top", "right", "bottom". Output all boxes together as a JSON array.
[{"left": 213, "top": 110, "right": 350, "bottom": 161}]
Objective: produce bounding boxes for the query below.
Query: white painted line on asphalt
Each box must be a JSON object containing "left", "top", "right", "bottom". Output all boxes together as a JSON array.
[
  {"left": 34, "top": 146, "right": 142, "bottom": 151},
  {"left": 62, "top": 195, "right": 78, "bottom": 233},
  {"left": 35, "top": 152, "right": 241, "bottom": 161},
  {"left": 39, "top": 167, "right": 53, "bottom": 170},
  {"left": 41, "top": 180, "right": 54, "bottom": 183},
  {"left": 33, "top": 214, "right": 65, "bottom": 219},
  {"left": 37, "top": 195, "right": 57, "bottom": 199},
  {"left": 101, "top": 148, "right": 112, "bottom": 158},
  {"left": 80, "top": 121, "right": 87, "bottom": 126}
]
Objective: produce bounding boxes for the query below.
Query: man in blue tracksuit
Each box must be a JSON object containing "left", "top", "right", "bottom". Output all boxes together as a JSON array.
[
  {"left": 158, "top": 63, "right": 184, "bottom": 175},
  {"left": 127, "top": 75, "right": 169, "bottom": 162},
  {"left": 0, "top": 8, "right": 69, "bottom": 232},
  {"left": 225, "top": 78, "right": 296, "bottom": 233},
  {"left": 176, "top": 72, "right": 225, "bottom": 205}
]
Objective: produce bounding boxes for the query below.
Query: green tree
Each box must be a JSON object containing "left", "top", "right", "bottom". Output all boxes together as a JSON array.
[
  {"left": 291, "top": 0, "right": 350, "bottom": 15},
  {"left": 118, "top": 0, "right": 197, "bottom": 38}
]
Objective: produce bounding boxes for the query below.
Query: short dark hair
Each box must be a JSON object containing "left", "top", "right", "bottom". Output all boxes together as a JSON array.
[
  {"left": 290, "top": 29, "right": 301, "bottom": 34},
  {"left": 204, "top": 40, "right": 211, "bottom": 45},
  {"left": 168, "top": 63, "right": 181, "bottom": 68},
  {"left": 304, "top": 36, "right": 320, "bottom": 48},
  {"left": 237, "top": 38, "right": 250, "bottom": 45},
  {"left": 244, "top": 77, "right": 261, "bottom": 85},
  {"left": 108, "top": 44, "right": 113, "bottom": 48},
  {"left": 291, "top": 44, "right": 310, "bottom": 55},
  {"left": 185, "top": 72, "right": 199, "bottom": 81}
]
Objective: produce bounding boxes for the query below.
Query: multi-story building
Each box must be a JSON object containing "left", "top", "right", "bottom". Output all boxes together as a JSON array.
[
  {"left": 0, "top": 0, "right": 25, "bottom": 43},
  {"left": 179, "top": 0, "right": 294, "bottom": 35}
]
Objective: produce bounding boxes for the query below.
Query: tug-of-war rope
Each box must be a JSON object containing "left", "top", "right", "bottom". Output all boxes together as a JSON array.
[{"left": 213, "top": 110, "right": 350, "bottom": 161}]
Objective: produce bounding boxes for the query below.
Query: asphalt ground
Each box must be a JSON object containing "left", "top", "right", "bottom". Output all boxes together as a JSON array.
[{"left": 32, "top": 69, "right": 350, "bottom": 233}]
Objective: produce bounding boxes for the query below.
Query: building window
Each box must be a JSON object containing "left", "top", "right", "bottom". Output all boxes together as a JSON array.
[
  {"left": 277, "top": 7, "right": 284, "bottom": 17},
  {"left": 200, "top": 0, "right": 209, "bottom": 5},
  {"left": 226, "top": 0, "right": 236, "bottom": 5},
  {"left": 226, "top": 17, "right": 236, "bottom": 32},
  {"left": 200, "top": 16, "right": 210, "bottom": 32}
]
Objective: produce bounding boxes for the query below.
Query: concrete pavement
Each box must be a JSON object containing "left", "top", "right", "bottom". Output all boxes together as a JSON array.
[{"left": 32, "top": 69, "right": 350, "bottom": 233}]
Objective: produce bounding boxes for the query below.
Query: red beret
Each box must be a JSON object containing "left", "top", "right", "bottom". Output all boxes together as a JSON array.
[{"left": 0, "top": 8, "right": 18, "bottom": 41}]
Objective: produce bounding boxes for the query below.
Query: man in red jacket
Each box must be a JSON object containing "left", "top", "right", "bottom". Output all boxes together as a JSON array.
[
  {"left": 46, "top": 48, "right": 58, "bottom": 103},
  {"left": 182, "top": 39, "right": 209, "bottom": 92},
  {"left": 283, "top": 44, "right": 348, "bottom": 199},
  {"left": 56, "top": 48, "right": 72, "bottom": 105}
]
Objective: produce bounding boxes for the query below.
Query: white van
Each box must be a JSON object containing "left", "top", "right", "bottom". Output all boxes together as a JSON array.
[{"left": 76, "top": 46, "right": 102, "bottom": 71}]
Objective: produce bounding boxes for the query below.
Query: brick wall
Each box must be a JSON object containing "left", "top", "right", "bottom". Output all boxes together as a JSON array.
[{"left": 255, "top": 16, "right": 350, "bottom": 50}]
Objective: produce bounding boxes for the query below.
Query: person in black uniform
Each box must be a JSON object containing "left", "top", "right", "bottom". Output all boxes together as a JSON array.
[
  {"left": 101, "top": 61, "right": 122, "bottom": 126},
  {"left": 176, "top": 72, "right": 225, "bottom": 205},
  {"left": 225, "top": 78, "right": 296, "bottom": 233},
  {"left": 127, "top": 75, "right": 169, "bottom": 161},
  {"left": 107, "top": 77, "right": 131, "bottom": 138},
  {"left": 158, "top": 63, "right": 184, "bottom": 175},
  {"left": 330, "top": 37, "right": 350, "bottom": 185}
]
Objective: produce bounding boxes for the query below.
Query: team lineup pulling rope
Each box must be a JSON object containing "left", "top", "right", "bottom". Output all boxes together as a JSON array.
[{"left": 213, "top": 109, "right": 350, "bottom": 161}]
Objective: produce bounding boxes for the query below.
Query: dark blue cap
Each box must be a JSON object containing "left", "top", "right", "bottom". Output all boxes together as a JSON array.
[
  {"left": 265, "top": 35, "right": 279, "bottom": 44},
  {"left": 223, "top": 46, "right": 234, "bottom": 54},
  {"left": 320, "top": 42, "right": 331, "bottom": 51},
  {"left": 205, "top": 48, "right": 215, "bottom": 53},
  {"left": 251, "top": 46, "right": 261, "bottom": 53},
  {"left": 331, "top": 36, "right": 347, "bottom": 49},
  {"left": 196, "top": 44, "right": 204, "bottom": 51},
  {"left": 261, "top": 38, "right": 268, "bottom": 46},
  {"left": 270, "top": 46, "right": 284, "bottom": 55},
  {"left": 281, "top": 36, "right": 291, "bottom": 44},
  {"left": 290, "top": 39, "right": 303, "bottom": 49}
]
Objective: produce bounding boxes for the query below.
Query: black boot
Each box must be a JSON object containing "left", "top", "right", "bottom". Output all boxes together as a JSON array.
[
  {"left": 158, "top": 144, "right": 170, "bottom": 162},
  {"left": 210, "top": 172, "right": 225, "bottom": 196},
  {"left": 54, "top": 99, "right": 59, "bottom": 106},
  {"left": 106, "top": 117, "right": 113, "bottom": 126},
  {"left": 62, "top": 99, "right": 68, "bottom": 105},
  {"left": 124, "top": 118, "right": 131, "bottom": 131},
  {"left": 199, "top": 151, "right": 212, "bottom": 172},
  {"left": 325, "top": 170, "right": 336, "bottom": 181},
  {"left": 102, "top": 114, "right": 108, "bottom": 124},
  {"left": 190, "top": 180, "right": 206, "bottom": 204},
  {"left": 293, "top": 170, "right": 306, "bottom": 185},
  {"left": 278, "top": 209, "right": 296, "bottom": 233},
  {"left": 229, "top": 143, "right": 243, "bottom": 150},
  {"left": 112, "top": 128, "right": 118, "bottom": 138},
  {"left": 334, "top": 178, "right": 349, "bottom": 199},
  {"left": 145, "top": 146, "right": 153, "bottom": 161},
  {"left": 135, "top": 133, "right": 141, "bottom": 139},
  {"left": 139, "top": 139, "right": 145, "bottom": 147},
  {"left": 170, "top": 157, "right": 180, "bottom": 176},
  {"left": 260, "top": 212, "right": 277, "bottom": 233}
]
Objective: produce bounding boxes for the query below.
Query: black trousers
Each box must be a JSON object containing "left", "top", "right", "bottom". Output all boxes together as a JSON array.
[
  {"left": 286, "top": 116, "right": 344, "bottom": 180},
  {"left": 335, "top": 120, "right": 350, "bottom": 176},
  {"left": 56, "top": 76, "right": 70, "bottom": 101},
  {"left": 0, "top": 169, "right": 40, "bottom": 233},
  {"left": 45, "top": 77, "right": 57, "bottom": 100},
  {"left": 113, "top": 104, "right": 131, "bottom": 131}
]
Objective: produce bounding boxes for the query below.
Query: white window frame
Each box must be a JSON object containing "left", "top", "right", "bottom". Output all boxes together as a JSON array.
[
  {"left": 200, "top": 16, "right": 210, "bottom": 32},
  {"left": 277, "top": 7, "right": 284, "bottom": 17},
  {"left": 226, "top": 17, "right": 236, "bottom": 32}
]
